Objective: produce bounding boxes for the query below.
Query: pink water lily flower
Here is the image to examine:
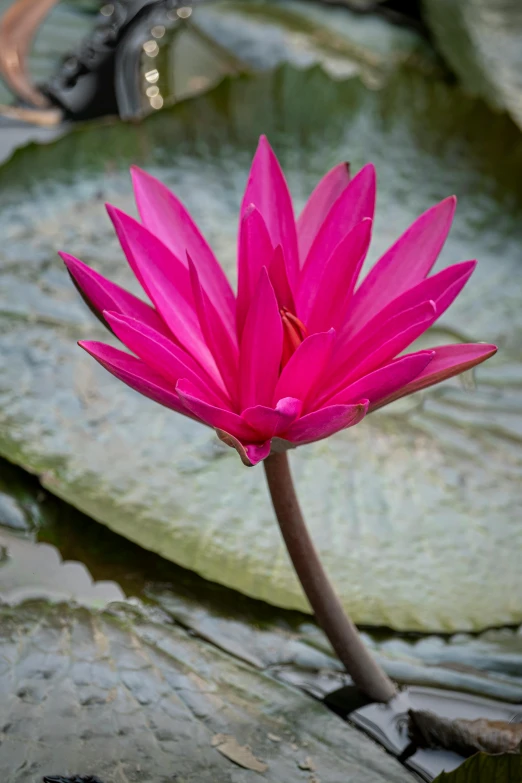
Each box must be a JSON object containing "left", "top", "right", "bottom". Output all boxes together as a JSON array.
[{"left": 62, "top": 136, "right": 496, "bottom": 466}]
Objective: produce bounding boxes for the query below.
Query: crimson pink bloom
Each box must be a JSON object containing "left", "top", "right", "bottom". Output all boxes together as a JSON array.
[{"left": 62, "top": 136, "right": 496, "bottom": 466}]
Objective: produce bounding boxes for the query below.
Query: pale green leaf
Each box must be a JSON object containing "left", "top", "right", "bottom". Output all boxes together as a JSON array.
[{"left": 0, "top": 67, "right": 521, "bottom": 631}]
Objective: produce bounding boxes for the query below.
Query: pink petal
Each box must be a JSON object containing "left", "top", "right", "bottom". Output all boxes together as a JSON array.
[
  {"left": 325, "top": 300, "right": 437, "bottom": 396},
  {"left": 241, "top": 397, "right": 302, "bottom": 438},
  {"left": 239, "top": 267, "right": 283, "bottom": 410},
  {"left": 326, "top": 351, "right": 434, "bottom": 408},
  {"left": 176, "top": 379, "right": 259, "bottom": 442},
  {"left": 297, "top": 162, "right": 351, "bottom": 263},
  {"left": 104, "top": 310, "right": 228, "bottom": 406},
  {"left": 60, "top": 252, "right": 168, "bottom": 336},
  {"left": 280, "top": 401, "right": 369, "bottom": 445},
  {"left": 79, "top": 340, "right": 194, "bottom": 418},
  {"left": 240, "top": 136, "right": 299, "bottom": 289},
  {"left": 274, "top": 330, "right": 336, "bottom": 406},
  {"left": 426, "top": 260, "right": 476, "bottom": 315},
  {"left": 107, "top": 205, "right": 219, "bottom": 380},
  {"left": 130, "top": 166, "right": 235, "bottom": 334},
  {"left": 237, "top": 205, "right": 273, "bottom": 337},
  {"left": 300, "top": 163, "right": 376, "bottom": 285},
  {"left": 297, "top": 219, "right": 372, "bottom": 330},
  {"left": 337, "top": 260, "right": 476, "bottom": 352},
  {"left": 215, "top": 428, "right": 271, "bottom": 467},
  {"left": 188, "top": 256, "right": 239, "bottom": 403},
  {"left": 348, "top": 196, "right": 456, "bottom": 329},
  {"left": 107, "top": 204, "right": 191, "bottom": 303},
  {"left": 267, "top": 244, "right": 295, "bottom": 312},
  {"left": 372, "top": 343, "right": 497, "bottom": 410}
]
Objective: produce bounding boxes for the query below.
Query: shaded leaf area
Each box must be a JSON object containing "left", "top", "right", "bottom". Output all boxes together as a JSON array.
[
  {"left": 422, "top": 0, "right": 522, "bottom": 131},
  {"left": 0, "top": 599, "right": 414, "bottom": 783},
  {"left": 2, "top": 458, "right": 522, "bottom": 706},
  {"left": 43, "top": 777, "right": 104, "bottom": 783},
  {"left": 433, "top": 752, "right": 522, "bottom": 783},
  {"left": 159, "top": 0, "right": 439, "bottom": 105},
  {"left": 0, "top": 66, "right": 522, "bottom": 632}
]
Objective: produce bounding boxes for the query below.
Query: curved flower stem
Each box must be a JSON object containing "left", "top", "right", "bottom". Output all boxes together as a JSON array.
[{"left": 264, "top": 451, "right": 397, "bottom": 704}]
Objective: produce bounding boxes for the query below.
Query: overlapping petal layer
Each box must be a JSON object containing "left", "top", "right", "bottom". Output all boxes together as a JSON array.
[{"left": 64, "top": 136, "right": 496, "bottom": 465}]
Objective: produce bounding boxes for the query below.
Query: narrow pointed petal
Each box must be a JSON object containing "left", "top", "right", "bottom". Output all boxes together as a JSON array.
[
  {"left": 107, "top": 205, "right": 219, "bottom": 379},
  {"left": 300, "top": 163, "right": 376, "bottom": 281},
  {"left": 326, "top": 300, "right": 437, "bottom": 396},
  {"left": 429, "top": 260, "right": 476, "bottom": 315},
  {"left": 239, "top": 268, "right": 283, "bottom": 409},
  {"left": 104, "top": 310, "right": 228, "bottom": 406},
  {"left": 240, "top": 135, "right": 299, "bottom": 288},
  {"left": 297, "top": 162, "right": 351, "bottom": 263},
  {"left": 347, "top": 300, "right": 437, "bottom": 380},
  {"left": 274, "top": 330, "right": 336, "bottom": 405},
  {"left": 267, "top": 245, "right": 295, "bottom": 312},
  {"left": 215, "top": 428, "right": 271, "bottom": 467},
  {"left": 280, "top": 401, "right": 369, "bottom": 445},
  {"left": 79, "top": 341, "right": 193, "bottom": 418},
  {"left": 107, "top": 204, "right": 191, "bottom": 303},
  {"left": 327, "top": 351, "right": 434, "bottom": 407},
  {"left": 131, "top": 166, "right": 235, "bottom": 332},
  {"left": 371, "top": 343, "right": 498, "bottom": 410},
  {"left": 242, "top": 397, "right": 302, "bottom": 438},
  {"left": 297, "top": 219, "right": 372, "bottom": 329},
  {"left": 60, "top": 252, "right": 167, "bottom": 336},
  {"left": 188, "top": 256, "right": 239, "bottom": 402},
  {"left": 338, "top": 260, "right": 476, "bottom": 352},
  {"left": 237, "top": 205, "right": 273, "bottom": 337},
  {"left": 349, "top": 196, "right": 456, "bottom": 328},
  {"left": 176, "top": 379, "right": 259, "bottom": 441}
]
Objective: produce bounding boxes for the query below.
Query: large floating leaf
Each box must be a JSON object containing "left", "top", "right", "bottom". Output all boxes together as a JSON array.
[
  {"left": 0, "top": 66, "right": 521, "bottom": 632},
  {"left": 165, "top": 0, "right": 438, "bottom": 97},
  {"left": 422, "top": 0, "right": 522, "bottom": 130},
  {"left": 3, "top": 461, "right": 522, "bottom": 704},
  {"left": 0, "top": 497, "right": 517, "bottom": 782},
  {"left": 0, "top": 599, "right": 414, "bottom": 782}
]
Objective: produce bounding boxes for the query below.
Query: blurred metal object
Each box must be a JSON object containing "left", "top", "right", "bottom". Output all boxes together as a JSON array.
[
  {"left": 114, "top": 0, "right": 186, "bottom": 119},
  {"left": 42, "top": 0, "right": 207, "bottom": 121},
  {"left": 42, "top": 0, "right": 175, "bottom": 121},
  {"left": 0, "top": 0, "right": 59, "bottom": 108},
  {"left": 0, "top": 0, "right": 174, "bottom": 122}
]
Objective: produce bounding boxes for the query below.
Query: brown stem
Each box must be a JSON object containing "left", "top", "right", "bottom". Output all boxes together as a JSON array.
[{"left": 264, "top": 451, "right": 396, "bottom": 703}]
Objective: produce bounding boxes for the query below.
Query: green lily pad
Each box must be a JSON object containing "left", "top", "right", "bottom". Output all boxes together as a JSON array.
[
  {"left": 3, "top": 459, "right": 522, "bottom": 704},
  {"left": 0, "top": 599, "right": 414, "bottom": 782},
  {"left": 178, "top": 0, "right": 438, "bottom": 84},
  {"left": 422, "top": 0, "right": 522, "bottom": 131},
  {"left": 0, "top": 66, "right": 521, "bottom": 632},
  {"left": 433, "top": 753, "right": 522, "bottom": 783}
]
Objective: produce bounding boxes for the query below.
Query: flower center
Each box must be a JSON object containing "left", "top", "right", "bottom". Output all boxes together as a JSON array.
[{"left": 280, "top": 307, "right": 308, "bottom": 367}]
